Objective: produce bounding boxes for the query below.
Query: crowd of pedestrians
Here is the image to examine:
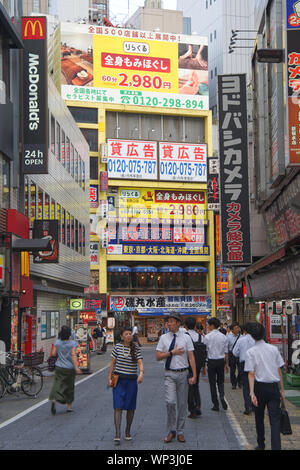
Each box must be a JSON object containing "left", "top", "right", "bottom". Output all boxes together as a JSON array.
[{"left": 49, "top": 315, "right": 286, "bottom": 450}]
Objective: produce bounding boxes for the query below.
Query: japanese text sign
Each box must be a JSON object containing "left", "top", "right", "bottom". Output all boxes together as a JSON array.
[
  {"left": 159, "top": 142, "right": 207, "bottom": 182},
  {"left": 108, "top": 139, "right": 157, "bottom": 180},
  {"left": 218, "top": 74, "right": 252, "bottom": 265}
]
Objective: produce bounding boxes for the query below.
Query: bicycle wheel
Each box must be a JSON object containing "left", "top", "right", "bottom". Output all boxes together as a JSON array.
[
  {"left": 21, "top": 367, "right": 43, "bottom": 397},
  {"left": 0, "top": 377, "right": 6, "bottom": 399},
  {"left": 0, "top": 367, "right": 15, "bottom": 394}
]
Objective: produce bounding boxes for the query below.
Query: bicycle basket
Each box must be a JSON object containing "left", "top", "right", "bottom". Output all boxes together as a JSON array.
[{"left": 23, "top": 352, "right": 44, "bottom": 367}]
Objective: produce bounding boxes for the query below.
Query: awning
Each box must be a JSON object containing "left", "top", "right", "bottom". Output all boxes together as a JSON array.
[
  {"left": 183, "top": 267, "right": 208, "bottom": 273},
  {"left": 12, "top": 238, "right": 52, "bottom": 252},
  {"left": 136, "top": 308, "right": 210, "bottom": 316},
  {"left": 107, "top": 266, "right": 131, "bottom": 272},
  {"left": 132, "top": 266, "right": 157, "bottom": 273},
  {"left": 158, "top": 266, "right": 183, "bottom": 273}
]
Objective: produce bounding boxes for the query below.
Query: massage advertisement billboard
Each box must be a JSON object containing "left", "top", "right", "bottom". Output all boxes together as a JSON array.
[{"left": 60, "top": 23, "right": 208, "bottom": 111}]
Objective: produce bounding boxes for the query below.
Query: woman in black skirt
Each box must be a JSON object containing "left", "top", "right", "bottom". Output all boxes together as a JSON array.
[{"left": 108, "top": 327, "right": 144, "bottom": 443}]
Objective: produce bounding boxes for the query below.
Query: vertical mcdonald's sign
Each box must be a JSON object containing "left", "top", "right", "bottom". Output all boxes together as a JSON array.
[{"left": 22, "top": 17, "right": 48, "bottom": 174}]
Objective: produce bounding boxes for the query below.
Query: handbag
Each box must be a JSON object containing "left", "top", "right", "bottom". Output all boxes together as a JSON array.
[
  {"left": 280, "top": 399, "right": 292, "bottom": 435},
  {"left": 111, "top": 373, "right": 119, "bottom": 388}
]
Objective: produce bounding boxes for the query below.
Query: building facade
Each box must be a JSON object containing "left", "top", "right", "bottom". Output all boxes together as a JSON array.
[{"left": 126, "top": 6, "right": 183, "bottom": 34}]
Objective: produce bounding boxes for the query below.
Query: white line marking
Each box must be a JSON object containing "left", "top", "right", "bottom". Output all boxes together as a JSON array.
[
  {"left": 0, "top": 365, "right": 109, "bottom": 431},
  {"left": 226, "top": 403, "right": 251, "bottom": 450}
]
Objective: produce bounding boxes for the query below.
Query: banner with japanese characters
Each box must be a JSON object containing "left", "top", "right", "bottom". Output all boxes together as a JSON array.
[
  {"left": 286, "top": 6, "right": 300, "bottom": 165},
  {"left": 207, "top": 157, "right": 220, "bottom": 211},
  {"left": 107, "top": 139, "right": 157, "bottom": 180},
  {"left": 60, "top": 22, "right": 209, "bottom": 111},
  {"left": 218, "top": 74, "right": 252, "bottom": 265},
  {"left": 110, "top": 295, "right": 212, "bottom": 313},
  {"left": 159, "top": 142, "right": 207, "bottom": 182}
]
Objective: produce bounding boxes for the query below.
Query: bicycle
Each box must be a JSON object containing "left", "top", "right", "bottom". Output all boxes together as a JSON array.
[{"left": 0, "top": 351, "right": 44, "bottom": 398}]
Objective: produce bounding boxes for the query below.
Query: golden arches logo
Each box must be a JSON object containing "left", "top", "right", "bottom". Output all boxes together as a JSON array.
[{"left": 23, "top": 19, "right": 44, "bottom": 39}]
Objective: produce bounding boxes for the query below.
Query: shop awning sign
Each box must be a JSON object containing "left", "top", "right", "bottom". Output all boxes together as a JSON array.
[
  {"left": 110, "top": 295, "right": 212, "bottom": 312},
  {"left": 70, "top": 299, "right": 84, "bottom": 310}
]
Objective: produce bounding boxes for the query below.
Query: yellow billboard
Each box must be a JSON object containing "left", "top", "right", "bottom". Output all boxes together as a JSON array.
[{"left": 93, "top": 35, "right": 179, "bottom": 94}]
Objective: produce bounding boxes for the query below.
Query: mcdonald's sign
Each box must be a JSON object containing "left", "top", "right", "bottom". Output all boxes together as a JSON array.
[
  {"left": 22, "top": 17, "right": 46, "bottom": 40},
  {"left": 22, "top": 16, "right": 48, "bottom": 174}
]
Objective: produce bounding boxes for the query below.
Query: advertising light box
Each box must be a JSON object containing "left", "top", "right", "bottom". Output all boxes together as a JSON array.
[
  {"left": 60, "top": 23, "right": 209, "bottom": 111},
  {"left": 159, "top": 142, "right": 207, "bottom": 182}
]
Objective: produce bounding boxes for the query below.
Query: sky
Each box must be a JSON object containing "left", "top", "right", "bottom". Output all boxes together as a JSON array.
[{"left": 109, "top": 0, "right": 177, "bottom": 26}]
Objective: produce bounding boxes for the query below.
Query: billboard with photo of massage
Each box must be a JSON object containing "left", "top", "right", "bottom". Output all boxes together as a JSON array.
[{"left": 60, "top": 23, "right": 209, "bottom": 111}]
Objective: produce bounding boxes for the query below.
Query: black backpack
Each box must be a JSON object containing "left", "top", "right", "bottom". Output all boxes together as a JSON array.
[{"left": 186, "top": 332, "right": 207, "bottom": 368}]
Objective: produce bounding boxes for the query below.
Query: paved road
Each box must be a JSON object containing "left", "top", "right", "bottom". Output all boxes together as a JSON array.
[{"left": 0, "top": 347, "right": 242, "bottom": 450}]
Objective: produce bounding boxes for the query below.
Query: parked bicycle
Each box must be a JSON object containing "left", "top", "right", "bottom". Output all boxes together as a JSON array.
[{"left": 0, "top": 351, "right": 44, "bottom": 399}]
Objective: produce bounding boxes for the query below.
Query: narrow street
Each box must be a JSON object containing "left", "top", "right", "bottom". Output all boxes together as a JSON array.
[{"left": 0, "top": 347, "right": 241, "bottom": 451}]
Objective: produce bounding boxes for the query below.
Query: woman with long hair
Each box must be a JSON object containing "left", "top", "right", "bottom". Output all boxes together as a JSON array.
[
  {"left": 49, "top": 325, "right": 82, "bottom": 415},
  {"left": 107, "top": 327, "right": 144, "bottom": 444}
]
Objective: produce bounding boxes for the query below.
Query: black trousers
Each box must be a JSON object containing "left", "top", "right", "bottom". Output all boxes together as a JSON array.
[
  {"left": 254, "top": 381, "right": 281, "bottom": 450},
  {"left": 229, "top": 352, "right": 241, "bottom": 387},
  {"left": 239, "top": 361, "right": 251, "bottom": 411},
  {"left": 188, "top": 366, "right": 201, "bottom": 413},
  {"left": 207, "top": 359, "right": 225, "bottom": 407}
]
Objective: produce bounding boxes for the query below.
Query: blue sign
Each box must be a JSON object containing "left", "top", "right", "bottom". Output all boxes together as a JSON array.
[
  {"left": 121, "top": 243, "right": 210, "bottom": 256},
  {"left": 287, "top": 0, "right": 300, "bottom": 29},
  {"left": 96, "top": 308, "right": 102, "bottom": 315}
]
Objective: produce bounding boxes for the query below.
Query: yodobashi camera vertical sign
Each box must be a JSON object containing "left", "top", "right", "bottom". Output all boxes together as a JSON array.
[{"left": 22, "top": 17, "right": 48, "bottom": 174}]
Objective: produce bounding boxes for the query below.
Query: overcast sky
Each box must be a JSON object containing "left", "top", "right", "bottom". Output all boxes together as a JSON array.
[{"left": 109, "top": 0, "right": 177, "bottom": 25}]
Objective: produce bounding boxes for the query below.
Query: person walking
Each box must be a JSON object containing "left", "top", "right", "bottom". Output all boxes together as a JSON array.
[
  {"left": 132, "top": 324, "right": 141, "bottom": 347},
  {"left": 233, "top": 322, "right": 255, "bottom": 415},
  {"left": 49, "top": 325, "right": 82, "bottom": 415},
  {"left": 227, "top": 322, "right": 242, "bottom": 390},
  {"left": 156, "top": 312, "right": 196, "bottom": 444},
  {"left": 93, "top": 323, "right": 105, "bottom": 353},
  {"left": 245, "top": 322, "right": 285, "bottom": 451},
  {"left": 184, "top": 317, "right": 207, "bottom": 419},
  {"left": 108, "top": 327, "right": 144, "bottom": 444},
  {"left": 203, "top": 317, "right": 229, "bottom": 411}
]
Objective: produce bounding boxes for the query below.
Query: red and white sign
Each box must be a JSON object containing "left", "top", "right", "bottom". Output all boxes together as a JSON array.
[
  {"left": 159, "top": 142, "right": 207, "bottom": 182},
  {"left": 101, "top": 53, "right": 171, "bottom": 73},
  {"left": 155, "top": 190, "right": 205, "bottom": 204},
  {"left": 107, "top": 139, "right": 157, "bottom": 180}
]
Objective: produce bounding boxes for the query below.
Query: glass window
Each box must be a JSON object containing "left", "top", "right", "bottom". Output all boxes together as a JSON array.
[
  {"left": 44, "top": 193, "right": 50, "bottom": 219},
  {"left": 68, "top": 106, "right": 98, "bottom": 123},
  {"left": 56, "top": 203, "right": 61, "bottom": 242},
  {"left": 82, "top": 161, "right": 86, "bottom": 191},
  {"left": 71, "top": 216, "right": 75, "bottom": 250},
  {"left": 56, "top": 122, "right": 61, "bottom": 161},
  {"left": 70, "top": 144, "right": 74, "bottom": 177},
  {"left": 25, "top": 179, "right": 29, "bottom": 218},
  {"left": 30, "top": 183, "right": 36, "bottom": 224},
  {"left": 66, "top": 212, "right": 70, "bottom": 247},
  {"left": 78, "top": 157, "right": 82, "bottom": 188},
  {"left": 79, "top": 223, "right": 82, "bottom": 254},
  {"left": 61, "top": 131, "right": 65, "bottom": 167},
  {"left": 131, "top": 268, "right": 157, "bottom": 290},
  {"left": 90, "top": 157, "right": 98, "bottom": 180},
  {"left": 106, "top": 111, "right": 118, "bottom": 139},
  {"left": 51, "top": 198, "right": 55, "bottom": 219},
  {"left": 163, "top": 116, "right": 183, "bottom": 142},
  {"left": 75, "top": 219, "right": 79, "bottom": 252},
  {"left": 157, "top": 269, "right": 183, "bottom": 291},
  {"left": 75, "top": 150, "right": 79, "bottom": 182},
  {"left": 118, "top": 113, "right": 140, "bottom": 140},
  {"left": 140, "top": 114, "right": 162, "bottom": 141},
  {"left": 108, "top": 268, "right": 130, "bottom": 290},
  {"left": 0, "top": 155, "right": 10, "bottom": 209},
  {"left": 184, "top": 117, "right": 205, "bottom": 143},
  {"left": 183, "top": 269, "right": 207, "bottom": 292},
  {"left": 51, "top": 115, "right": 55, "bottom": 154},
  {"left": 66, "top": 137, "right": 70, "bottom": 172},
  {"left": 62, "top": 208, "right": 66, "bottom": 245},
  {"left": 83, "top": 226, "right": 86, "bottom": 256},
  {"left": 81, "top": 128, "right": 98, "bottom": 152},
  {"left": 37, "top": 188, "right": 43, "bottom": 219}
]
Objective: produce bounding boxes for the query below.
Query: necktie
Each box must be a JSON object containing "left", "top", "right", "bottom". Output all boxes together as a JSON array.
[{"left": 165, "top": 334, "right": 176, "bottom": 370}]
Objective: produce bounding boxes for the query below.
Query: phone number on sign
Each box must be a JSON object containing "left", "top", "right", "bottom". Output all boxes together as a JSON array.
[
  {"left": 120, "top": 94, "right": 205, "bottom": 109},
  {"left": 160, "top": 161, "right": 206, "bottom": 178},
  {"left": 108, "top": 159, "right": 157, "bottom": 175}
]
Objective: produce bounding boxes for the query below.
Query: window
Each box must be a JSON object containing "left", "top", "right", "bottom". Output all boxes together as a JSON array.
[
  {"left": 62, "top": 208, "right": 66, "bottom": 244},
  {"left": 211, "top": 70, "right": 213, "bottom": 79},
  {"left": 90, "top": 157, "right": 98, "bottom": 180},
  {"left": 117, "top": 113, "right": 140, "bottom": 140},
  {"left": 44, "top": 193, "right": 50, "bottom": 219},
  {"left": 79, "top": 223, "right": 82, "bottom": 254},
  {"left": 71, "top": 216, "right": 75, "bottom": 250},
  {"left": 56, "top": 122, "right": 61, "bottom": 161},
  {"left": 214, "top": 30, "right": 217, "bottom": 39},
  {"left": 68, "top": 106, "right": 98, "bottom": 124},
  {"left": 67, "top": 212, "right": 70, "bottom": 247},
  {"left": 61, "top": 131, "right": 65, "bottom": 167},
  {"left": 75, "top": 150, "right": 79, "bottom": 182},
  {"left": 56, "top": 203, "right": 61, "bottom": 241},
  {"left": 215, "top": 67, "right": 217, "bottom": 76},
  {"left": 83, "top": 226, "right": 86, "bottom": 256},
  {"left": 71, "top": 144, "right": 74, "bottom": 177},
  {"left": 81, "top": 128, "right": 98, "bottom": 152},
  {"left": 38, "top": 188, "right": 43, "bottom": 219},
  {"left": 82, "top": 161, "right": 86, "bottom": 191},
  {"left": 184, "top": 117, "right": 205, "bottom": 143},
  {"left": 163, "top": 115, "right": 183, "bottom": 142},
  {"left": 0, "top": 155, "right": 10, "bottom": 209},
  {"left": 75, "top": 219, "right": 79, "bottom": 252},
  {"left": 41, "top": 311, "right": 59, "bottom": 340},
  {"left": 30, "top": 183, "right": 36, "bottom": 224},
  {"left": 33, "top": 0, "right": 40, "bottom": 12},
  {"left": 78, "top": 157, "right": 82, "bottom": 188},
  {"left": 66, "top": 137, "right": 70, "bottom": 172},
  {"left": 51, "top": 115, "right": 55, "bottom": 154},
  {"left": 140, "top": 114, "right": 162, "bottom": 141},
  {"left": 51, "top": 198, "right": 55, "bottom": 219}
]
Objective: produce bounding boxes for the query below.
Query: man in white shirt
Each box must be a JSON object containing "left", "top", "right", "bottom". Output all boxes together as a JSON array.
[
  {"left": 245, "top": 323, "right": 285, "bottom": 451},
  {"left": 233, "top": 323, "right": 255, "bottom": 414},
  {"left": 156, "top": 312, "right": 196, "bottom": 444},
  {"left": 227, "top": 322, "right": 242, "bottom": 390},
  {"left": 203, "top": 317, "right": 229, "bottom": 411},
  {"left": 132, "top": 324, "right": 141, "bottom": 347}
]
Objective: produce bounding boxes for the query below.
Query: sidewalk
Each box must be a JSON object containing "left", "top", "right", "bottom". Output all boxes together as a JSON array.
[{"left": 221, "top": 371, "right": 300, "bottom": 450}]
